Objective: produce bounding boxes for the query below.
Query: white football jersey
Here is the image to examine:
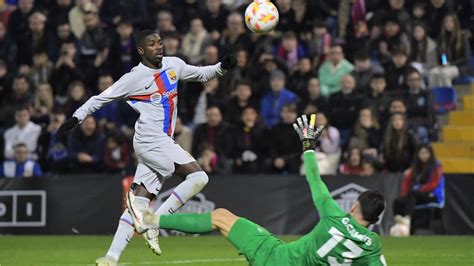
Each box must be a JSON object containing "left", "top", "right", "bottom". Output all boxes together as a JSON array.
[{"left": 73, "top": 57, "right": 225, "bottom": 155}]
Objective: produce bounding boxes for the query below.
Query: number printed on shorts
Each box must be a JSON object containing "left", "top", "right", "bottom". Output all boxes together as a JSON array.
[{"left": 316, "top": 227, "right": 363, "bottom": 265}]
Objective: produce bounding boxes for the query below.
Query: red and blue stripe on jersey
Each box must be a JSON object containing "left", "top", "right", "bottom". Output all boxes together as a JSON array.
[{"left": 129, "top": 69, "right": 178, "bottom": 136}]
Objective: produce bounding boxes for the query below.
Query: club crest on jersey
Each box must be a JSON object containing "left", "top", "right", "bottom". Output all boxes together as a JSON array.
[
  {"left": 168, "top": 70, "right": 177, "bottom": 81},
  {"left": 150, "top": 92, "right": 162, "bottom": 106}
]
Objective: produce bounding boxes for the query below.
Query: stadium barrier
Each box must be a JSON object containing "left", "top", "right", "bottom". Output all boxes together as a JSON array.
[{"left": 0, "top": 174, "right": 472, "bottom": 235}]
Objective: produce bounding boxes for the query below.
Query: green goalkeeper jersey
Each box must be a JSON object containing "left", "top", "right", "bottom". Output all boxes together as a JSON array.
[{"left": 267, "top": 151, "right": 386, "bottom": 265}]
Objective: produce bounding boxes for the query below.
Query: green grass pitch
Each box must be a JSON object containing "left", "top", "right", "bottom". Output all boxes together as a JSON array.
[{"left": 0, "top": 235, "right": 472, "bottom": 265}]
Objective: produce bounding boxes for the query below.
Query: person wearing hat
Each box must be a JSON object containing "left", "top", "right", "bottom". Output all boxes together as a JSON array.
[{"left": 260, "top": 69, "right": 299, "bottom": 129}]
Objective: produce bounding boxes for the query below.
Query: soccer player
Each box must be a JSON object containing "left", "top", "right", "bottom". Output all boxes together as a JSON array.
[
  {"left": 56, "top": 30, "right": 237, "bottom": 265},
  {"left": 139, "top": 114, "right": 387, "bottom": 265}
]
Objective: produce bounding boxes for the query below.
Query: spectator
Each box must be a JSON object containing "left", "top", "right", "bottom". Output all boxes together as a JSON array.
[
  {"left": 409, "top": 23, "right": 437, "bottom": 76},
  {"left": 216, "top": 12, "right": 252, "bottom": 56},
  {"left": 362, "top": 73, "right": 391, "bottom": 122},
  {"left": 69, "top": 0, "right": 97, "bottom": 39},
  {"left": 288, "top": 57, "right": 313, "bottom": 99},
  {"left": 404, "top": 69, "right": 435, "bottom": 142},
  {"left": 67, "top": 115, "right": 105, "bottom": 173},
  {"left": 192, "top": 106, "right": 234, "bottom": 161},
  {"left": 181, "top": 18, "right": 212, "bottom": 65},
  {"left": 32, "top": 83, "right": 54, "bottom": 128},
  {"left": 0, "top": 21, "right": 17, "bottom": 69},
  {"left": 291, "top": 0, "right": 314, "bottom": 34},
  {"left": 260, "top": 70, "right": 299, "bottom": 129},
  {"left": 339, "top": 146, "right": 364, "bottom": 175},
  {"left": 29, "top": 50, "right": 53, "bottom": 87},
  {"left": 0, "top": 143, "right": 43, "bottom": 178},
  {"left": 351, "top": 51, "right": 383, "bottom": 92},
  {"left": 155, "top": 10, "right": 176, "bottom": 37},
  {"left": 0, "top": 60, "right": 14, "bottom": 110},
  {"left": 48, "top": 0, "right": 73, "bottom": 30},
  {"left": 8, "top": 0, "right": 35, "bottom": 41},
  {"left": 377, "top": 16, "right": 411, "bottom": 67},
  {"left": 319, "top": 44, "right": 354, "bottom": 97},
  {"left": 108, "top": 19, "right": 140, "bottom": 80},
  {"left": 219, "top": 48, "right": 251, "bottom": 98},
  {"left": 385, "top": 48, "right": 415, "bottom": 94},
  {"left": 349, "top": 107, "right": 382, "bottom": 156},
  {"left": 3, "top": 107, "right": 41, "bottom": 159},
  {"left": 379, "top": 113, "right": 419, "bottom": 172},
  {"left": 63, "top": 80, "right": 88, "bottom": 117},
  {"left": 200, "top": 45, "right": 219, "bottom": 66},
  {"left": 225, "top": 81, "right": 256, "bottom": 126},
  {"left": 428, "top": 13, "right": 471, "bottom": 87},
  {"left": 274, "top": 31, "right": 307, "bottom": 71},
  {"left": 391, "top": 144, "right": 445, "bottom": 236},
  {"left": 371, "top": 0, "right": 411, "bottom": 34},
  {"left": 304, "top": 20, "right": 331, "bottom": 69},
  {"left": 174, "top": 117, "right": 192, "bottom": 153},
  {"left": 191, "top": 78, "right": 224, "bottom": 127},
  {"left": 162, "top": 32, "right": 186, "bottom": 59},
  {"left": 328, "top": 74, "right": 361, "bottom": 146},
  {"left": 16, "top": 11, "right": 52, "bottom": 66},
  {"left": 200, "top": 0, "right": 229, "bottom": 40},
  {"left": 309, "top": 112, "right": 340, "bottom": 175},
  {"left": 50, "top": 41, "right": 82, "bottom": 103},
  {"left": 49, "top": 22, "right": 78, "bottom": 62},
  {"left": 267, "top": 104, "right": 301, "bottom": 174},
  {"left": 196, "top": 143, "right": 228, "bottom": 175},
  {"left": 99, "top": 0, "right": 147, "bottom": 29},
  {"left": 337, "top": 0, "right": 370, "bottom": 60},
  {"left": 103, "top": 133, "right": 130, "bottom": 173},
  {"left": 426, "top": 0, "right": 451, "bottom": 39},
  {"left": 300, "top": 77, "right": 328, "bottom": 114},
  {"left": 361, "top": 157, "right": 377, "bottom": 176},
  {"left": 233, "top": 106, "right": 266, "bottom": 174},
  {"left": 92, "top": 74, "right": 119, "bottom": 133},
  {"left": 410, "top": 1, "right": 429, "bottom": 26},
  {"left": 36, "top": 111, "right": 69, "bottom": 173},
  {"left": 275, "top": 0, "right": 295, "bottom": 32},
  {"left": 0, "top": 75, "right": 34, "bottom": 128}
]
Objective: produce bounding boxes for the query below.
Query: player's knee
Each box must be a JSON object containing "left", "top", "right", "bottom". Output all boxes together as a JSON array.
[{"left": 186, "top": 171, "right": 209, "bottom": 190}]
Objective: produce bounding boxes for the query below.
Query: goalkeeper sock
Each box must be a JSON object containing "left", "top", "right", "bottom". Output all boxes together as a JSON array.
[
  {"left": 159, "top": 212, "right": 213, "bottom": 233},
  {"left": 106, "top": 211, "right": 134, "bottom": 261}
]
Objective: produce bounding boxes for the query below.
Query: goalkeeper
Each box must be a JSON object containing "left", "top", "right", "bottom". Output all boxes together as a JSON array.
[{"left": 139, "top": 114, "right": 387, "bottom": 265}]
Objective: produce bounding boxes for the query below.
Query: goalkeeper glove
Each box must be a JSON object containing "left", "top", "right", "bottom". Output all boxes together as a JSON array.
[
  {"left": 221, "top": 54, "right": 238, "bottom": 70},
  {"left": 57, "top": 117, "right": 79, "bottom": 136},
  {"left": 293, "top": 114, "right": 325, "bottom": 152}
]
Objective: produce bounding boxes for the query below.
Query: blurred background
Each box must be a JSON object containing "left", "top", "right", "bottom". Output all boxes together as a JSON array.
[{"left": 0, "top": 0, "right": 472, "bottom": 237}]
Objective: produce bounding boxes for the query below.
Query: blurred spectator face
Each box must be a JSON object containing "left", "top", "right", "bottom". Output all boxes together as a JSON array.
[
  {"left": 349, "top": 148, "right": 362, "bottom": 167},
  {"left": 204, "top": 46, "right": 218, "bottom": 65},
  {"left": 303, "top": 104, "right": 317, "bottom": 115},
  {"left": 329, "top": 46, "right": 344, "bottom": 65},
  {"left": 384, "top": 21, "right": 400, "bottom": 37},
  {"left": 370, "top": 77, "right": 386, "bottom": 94},
  {"left": 340, "top": 75, "right": 356, "bottom": 94},
  {"left": 51, "top": 113, "right": 66, "bottom": 130},
  {"left": 418, "top": 146, "right": 431, "bottom": 163},
  {"left": 80, "top": 116, "right": 97, "bottom": 136},
  {"left": 389, "top": 0, "right": 404, "bottom": 10},
  {"left": 413, "top": 25, "right": 426, "bottom": 41},
  {"left": 431, "top": 0, "right": 445, "bottom": 8},
  {"left": 359, "top": 108, "right": 374, "bottom": 128},
  {"left": 292, "top": 0, "right": 306, "bottom": 12},
  {"left": 19, "top": 0, "right": 34, "bottom": 13},
  {"left": 263, "top": 59, "right": 277, "bottom": 72},
  {"left": 98, "top": 75, "right": 113, "bottom": 92},
  {"left": 236, "top": 50, "right": 248, "bottom": 68},
  {"left": 307, "top": 78, "right": 320, "bottom": 98},
  {"left": 83, "top": 12, "right": 99, "bottom": 29},
  {"left": 37, "top": 83, "right": 53, "bottom": 102},
  {"left": 362, "top": 161, "right": 375, "bottom": 176},
  {"left": 227, "top": 13, "right": 243, "bottom": 34},
  {"left": 270, "top": 76, "right": 285, "bottom": 92},
  {"left": 407, "top": 71, "right": 422, "bottom": 91},
  {"left": 206, "top": 0, "right": 221, "bottom": 13},
  {"left": 62, "top": 42, "right": 77, "bottom": 57},
  {"left": 389, "top": 100, "right": 406, "bottom": 114},
  {"left": 70, "top": 83, "right": 86, "bottom": 101},
  {"left": 206, "top": 107, "right": 222, "bottom": 127},
  {"left": 13, "top": 77, "right": 30, "bottom": 95},
  {"left": 117, "top": 23, "right": 133, "bottom": 40},
  {"left": 277, "top": 0, "right": 291, "bottom": 11},
  {"left": 236, "top": 83, "right": 252, "bottom": 102},
  {"left": 29, "top": 12, "right": 47, "bottom": 34},
  {"left": 0, "top": 22, "right": 6, "bottom": 39},
  {"left": 391, "top": 114, "right": 405, "bottom": 130},
  {"left": 316, "top": 112, "right": 328, "bottom": 126},
  {"left": 355, "top": 58, "right": 371, "bottom": 71},
  {"left": 33, "top": 52, "right": 49, "bottom": 66},
  {"left": 190, "top": 18, "right": 204, "bottom": 35},
  {"left": 282, "top": 34, "right": 298, "bottom": 52},
  {"left": 281, "top": 105, "right": 298, "bottom": 124},
  {"left": 163, "top": 36, "right": 180, "bottom": 54},
  {"left": 14, "top": 145, "right": 29, "bottom": 162},
  {"left": 392, "top": 53, "right": 407, "bottom": 67},
  {"left": 57, "top": 23, "right": 71, "bottom": 40},
  {"left": 298, "top": 58, "right": 311, "bottom": 73},
  {"left": 15, "top": 109, "right": 31, "bottom": 127},
  {"left": 157, "top": 11, "right": 173, "bottom": 32},
  {"left": 443, "top": 15, "right": 455, "bottom": 32},
  {"left": 0, "top": 62, "right": 7, "bottom": 78},
  {"left": 106, "top": 136, "right": 119, "bottom": 149},
  {"left": 203, "top": 78, "right": 219, "bottom": 93},
  {"left": 413, "top": 4, "right": 426, "bottom": 19},
  {"left": 57, "top": 0, "right": 72, "bottom": 7},
  {"left": 313, "top": 25, "right": 327, "bottom": 37},
  {"left": 241, "top": 107, "right": 258, "bottom": 127}
]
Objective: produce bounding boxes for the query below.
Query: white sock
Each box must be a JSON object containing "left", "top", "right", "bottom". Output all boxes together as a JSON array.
[
  {"left": 106, "top": 211, "right": 134, "bottom": 261},
  {"left": 154, "top": 171, "right": 208, "bottom": 215},
  {"left": 134, "top": 195, "right": 151, "bottom": 210}
]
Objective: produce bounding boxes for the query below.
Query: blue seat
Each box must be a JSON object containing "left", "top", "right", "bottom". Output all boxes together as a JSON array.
[{"left": 431, "top": 87, "right": 456, "bottom": 114}]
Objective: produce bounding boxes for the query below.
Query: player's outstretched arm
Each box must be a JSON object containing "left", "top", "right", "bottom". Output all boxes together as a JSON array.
[
  {"left": 293, "top": 115, "right": 345, "bottom": 217},
  {"left": 177, "top": 54, "right": 237, "bottom": 82}
]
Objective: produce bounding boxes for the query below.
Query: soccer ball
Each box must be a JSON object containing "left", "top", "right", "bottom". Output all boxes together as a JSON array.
[{"left": 244, "top": 0, "right": 279, "bottom": 34}]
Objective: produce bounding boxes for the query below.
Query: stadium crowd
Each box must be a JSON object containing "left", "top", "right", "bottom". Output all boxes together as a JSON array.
[{"left": 0, "top": 0, "right": 472, "bottom": 178}]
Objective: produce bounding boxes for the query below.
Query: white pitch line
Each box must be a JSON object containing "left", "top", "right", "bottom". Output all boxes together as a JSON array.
[{"left": 120, "top": 258, "right": 246, "bottom": 265}]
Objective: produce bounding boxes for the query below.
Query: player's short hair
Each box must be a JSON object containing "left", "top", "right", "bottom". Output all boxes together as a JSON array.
[
  {"left": 358, "top": 191, "right": 385, "bottom": 224},
  {"left": 135, "top": 30, "right": 159, "bottom": 47}
]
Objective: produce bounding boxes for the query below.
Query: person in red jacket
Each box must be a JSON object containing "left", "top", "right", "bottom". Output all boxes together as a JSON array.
[{"left": 390, "top": 144, "right": 445, "bottom": 236}]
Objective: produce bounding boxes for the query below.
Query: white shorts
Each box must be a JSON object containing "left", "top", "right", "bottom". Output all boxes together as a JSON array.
[{"left": 133, "top": 140, "right": 195, "bottom": 194}]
